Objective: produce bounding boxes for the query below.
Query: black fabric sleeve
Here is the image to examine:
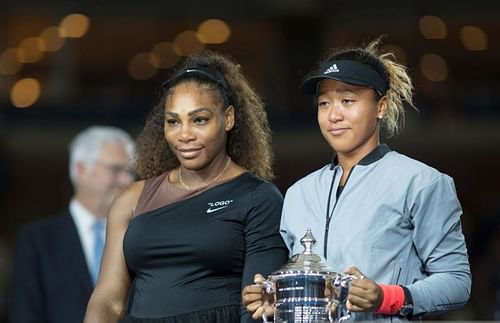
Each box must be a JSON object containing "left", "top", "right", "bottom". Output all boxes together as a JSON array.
[{"left": 241, "top": 182, "right": 288, "bottom": 323}]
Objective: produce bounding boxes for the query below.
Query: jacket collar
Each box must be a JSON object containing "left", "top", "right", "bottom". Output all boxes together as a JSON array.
[{"left": 331, "top": 143, "right": 391, "bottom": 168}]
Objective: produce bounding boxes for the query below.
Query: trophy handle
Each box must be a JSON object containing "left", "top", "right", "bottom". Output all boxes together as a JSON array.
[
  {"left": 330, "top": 274, "right": 357, "bottom": 322},
  {"left": 261, "top": 279, "right": 275, "bottom": 294},
  {"left": 259, "top": 279, "right": 275, "bottom": 323},
  {"left": 327, "top": 299, "right": 338, "bottom": 323}
]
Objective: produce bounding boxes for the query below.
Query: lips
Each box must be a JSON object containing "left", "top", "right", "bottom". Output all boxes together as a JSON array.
[
  {"left": 328, "top": 127, "right": 349, "bottom": 136},
  {"left": 177, "top": 147, "right": 203, "bottom": 159}
]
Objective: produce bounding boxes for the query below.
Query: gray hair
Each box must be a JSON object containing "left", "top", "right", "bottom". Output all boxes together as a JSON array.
[{"left": 68, "top": 126, "right": 135, "bottom": 186}]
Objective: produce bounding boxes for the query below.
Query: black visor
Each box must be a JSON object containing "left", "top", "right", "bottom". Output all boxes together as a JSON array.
[{"left": 300, "top": 60, "right": 388, "bottom": 96}]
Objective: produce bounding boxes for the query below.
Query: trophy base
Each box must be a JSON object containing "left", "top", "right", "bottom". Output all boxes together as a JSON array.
[{"left": 275, "top": 301, "right": 331, "bottom": 323}]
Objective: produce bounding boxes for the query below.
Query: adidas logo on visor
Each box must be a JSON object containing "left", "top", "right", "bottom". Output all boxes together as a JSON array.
[{"left": 324, "top": 64, "right": 340, "bottom": 74}]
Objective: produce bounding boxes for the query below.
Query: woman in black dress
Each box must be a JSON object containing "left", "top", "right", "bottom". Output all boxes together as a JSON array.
[{"left": 84, "top": 50, "right": 288, "bottom": 323}]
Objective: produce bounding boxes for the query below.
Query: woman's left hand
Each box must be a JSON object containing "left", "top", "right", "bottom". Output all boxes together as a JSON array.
[{"left": 344, "top": 266, "right": 383, "bottom": 312}]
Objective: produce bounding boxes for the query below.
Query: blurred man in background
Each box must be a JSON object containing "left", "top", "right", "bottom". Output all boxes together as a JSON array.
[{"left": 8, "top": 126, "right": 135, "bottom": 323}]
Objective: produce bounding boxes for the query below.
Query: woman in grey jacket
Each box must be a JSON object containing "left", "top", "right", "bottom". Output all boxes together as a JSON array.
[{"left": 243, "top": 37, "right": 471, "bottom": 321}]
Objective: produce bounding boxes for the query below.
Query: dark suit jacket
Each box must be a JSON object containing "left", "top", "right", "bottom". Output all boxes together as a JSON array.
[{"left": 9, "top": 210, "right": 93, "bottom": 323}]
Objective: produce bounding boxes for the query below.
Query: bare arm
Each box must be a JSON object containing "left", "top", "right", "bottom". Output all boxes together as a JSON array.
[{"left": 84, "top": 181, "right": 144, "bottom": 323}]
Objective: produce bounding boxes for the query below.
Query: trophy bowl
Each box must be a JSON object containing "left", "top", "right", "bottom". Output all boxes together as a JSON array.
[{"left": 261, "top": 229, "right": 355, "bottom": 323}]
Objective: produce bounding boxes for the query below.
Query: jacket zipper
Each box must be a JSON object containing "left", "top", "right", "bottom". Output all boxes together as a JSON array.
[{"left": 324, "top": 165, "right": 356, "bottom": 258}]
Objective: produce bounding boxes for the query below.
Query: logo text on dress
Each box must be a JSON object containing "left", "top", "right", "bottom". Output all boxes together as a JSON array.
[{"left": 206, "top": 200, "right": 233, "bottom": 213}]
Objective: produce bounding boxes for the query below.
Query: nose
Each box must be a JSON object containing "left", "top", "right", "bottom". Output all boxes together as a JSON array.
[
  {"left": 328, "top": 102, "right": 343, "bottom": 123},
  {"left": 178, "top": 124, "right": 195, "bottom": 143}
]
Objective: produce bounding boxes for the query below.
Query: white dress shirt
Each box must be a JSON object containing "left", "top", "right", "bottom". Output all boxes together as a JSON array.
[{"left": 70, "top": 199, "right": 106, "bottom": 277}]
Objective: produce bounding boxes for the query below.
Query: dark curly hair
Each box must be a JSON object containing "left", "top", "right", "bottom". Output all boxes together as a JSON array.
[{"left": 133, "top": 50, "right": 275, "bottom": 181}]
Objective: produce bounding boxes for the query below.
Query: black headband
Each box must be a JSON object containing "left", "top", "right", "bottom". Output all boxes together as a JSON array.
[
  {"left": 162, "top": 67, "right": 230, "bottom": 103},
  {"left": 300, "top": 60, "right": 388, "bottom": 96}
]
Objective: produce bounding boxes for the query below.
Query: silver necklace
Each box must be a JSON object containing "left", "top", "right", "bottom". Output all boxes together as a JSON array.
[{"left": 178, "top": 157, "right": 232, "bottom": 190}]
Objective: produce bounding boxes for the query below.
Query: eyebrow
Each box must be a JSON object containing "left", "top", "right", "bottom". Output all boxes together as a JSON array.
[
  {"left": 318, "top": 87, "right": 359, "bottom": 96},
  {"left": 165, "top": 107, "right": 214, "bottom": 117}
]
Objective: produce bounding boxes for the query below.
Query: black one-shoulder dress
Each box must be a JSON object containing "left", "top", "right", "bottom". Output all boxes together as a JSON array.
[{"left": 120, "top": 172, "right": 288, "bottom": 323}]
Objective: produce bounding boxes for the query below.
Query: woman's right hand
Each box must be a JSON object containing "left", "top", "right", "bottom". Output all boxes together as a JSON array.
[{"left": 242, "top": 273, "right": 275, "bottom": 320}]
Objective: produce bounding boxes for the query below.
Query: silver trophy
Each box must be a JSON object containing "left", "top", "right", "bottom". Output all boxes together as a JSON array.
[{"left": 261, "top": 229, "right": 355, "bottom": 323}]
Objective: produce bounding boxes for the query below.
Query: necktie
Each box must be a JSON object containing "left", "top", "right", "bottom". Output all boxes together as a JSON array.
[{"left": 91, "top": 220, "right": 105, "bottom": 285}]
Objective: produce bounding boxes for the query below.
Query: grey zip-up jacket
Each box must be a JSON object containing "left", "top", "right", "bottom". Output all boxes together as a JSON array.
[{"left": 280, "top": 144, "right": 471, "bottom": 320}]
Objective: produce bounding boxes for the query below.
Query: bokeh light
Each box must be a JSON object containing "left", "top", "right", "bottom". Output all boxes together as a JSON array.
[
  {"left": 59, "top": 13, "right": 90, "bottom": 38},
  {"left": 39, "top": 26, "right": 66, "bottom": 52},
  {"left": 0, "top": 48, "right": 23, "bottom": 75},
  {"left": 128, "top": 52, "right": 158, "bottom": 80},
  {"left": 17, "top": 37, "right": 44, "bottom": 63},
  {"left": 460, "top": 25, "right": 488, "bottom": 51},
  {"left": 420, "top": 54, "right": 448, "bottom": 82},
  {"left": 150, "top": 42, "right": 180, "bottom": 69},
  {"left": 10, "top": 78, "right": 41, "bottom": 108},
  {"left": 174, "top": 31, "right": 204, "bottom": 56},
  {"left": 419, "top": 15, "right": 447, "bottom": 39},
  {"left": 197, "top": 19, "right": 231, "bottom": 44}
]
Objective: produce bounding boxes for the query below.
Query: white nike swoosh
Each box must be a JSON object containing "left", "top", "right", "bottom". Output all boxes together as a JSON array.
[{"left": 206, "top": 205, "right": 229, "bottom": 213}]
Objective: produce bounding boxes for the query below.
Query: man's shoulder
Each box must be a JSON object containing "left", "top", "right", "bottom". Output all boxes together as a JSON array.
[{"left": 18, "top": 209, "right": 73, "bottom": 236}]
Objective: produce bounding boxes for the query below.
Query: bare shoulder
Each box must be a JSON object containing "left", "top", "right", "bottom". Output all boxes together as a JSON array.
[
  {"left": 115, "top": 180, "right": 145, "bottom": 204},
  {"left": 109, "top": 180, "right": 146, "bottom": 221}
]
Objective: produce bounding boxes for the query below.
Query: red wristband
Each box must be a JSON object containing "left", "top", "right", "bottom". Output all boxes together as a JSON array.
[{"left": 374, "top": 284, "right": 405, "bottom": 315}]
